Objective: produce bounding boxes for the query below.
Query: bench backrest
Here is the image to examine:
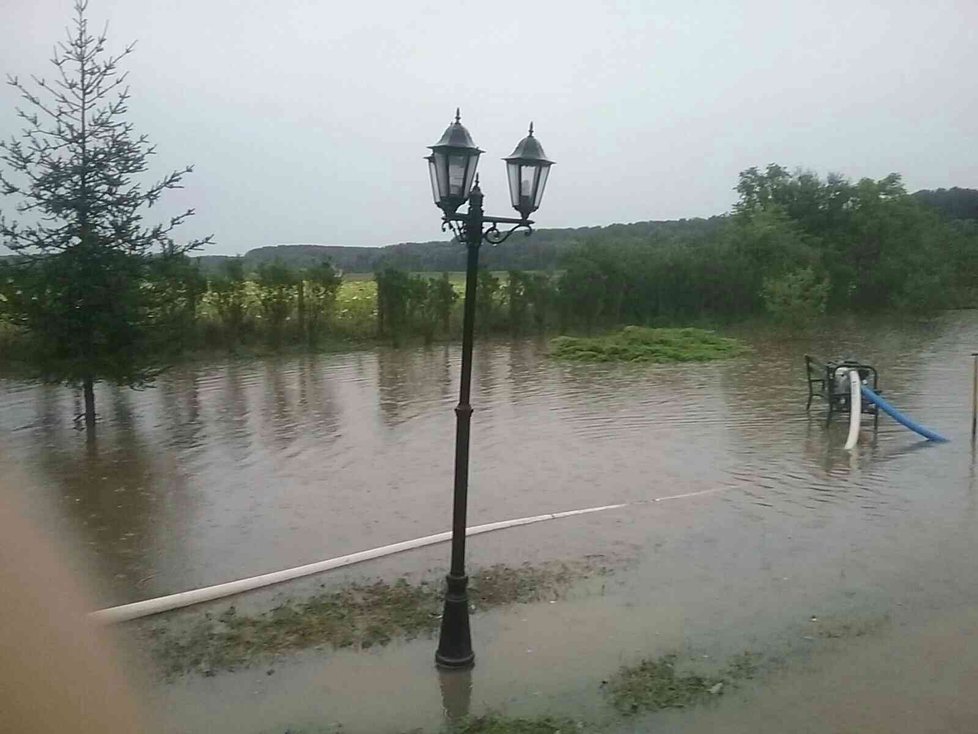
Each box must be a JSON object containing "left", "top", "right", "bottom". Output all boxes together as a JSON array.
[{"left": 804, "top": 354, "right": 822, "bottom": 381}]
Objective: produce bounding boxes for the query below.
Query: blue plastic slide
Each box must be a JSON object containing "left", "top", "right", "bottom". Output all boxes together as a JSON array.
[{"left": 860, "top": 385, "right": 949, "bottom": 442}]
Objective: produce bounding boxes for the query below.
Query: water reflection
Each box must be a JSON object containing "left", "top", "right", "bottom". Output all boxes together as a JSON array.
[
  {"left": 295, "top": 354, "right": 342, "bottom": 441},
  {"left": 158, "top": 371, "right": 204, "bottom": 451},
  {"left": 31, "top": 395, "right": 164, "bottom": 598},
  {"left": 0, "top": 313, "right": 975, "bottom": 609},
  {"left": 216, "top": 362, "right": 253, "bottom": 460},
  {"left": 438, "top": 670, "right": 473, "bottom": 726},
  {"left": 376, "top": 348, "right": 416, "bottom": 427},
  {"left": 376, "top": 346, "right": 454, "bottom": 428},
  {"left": 435, "top": 345, "right": 454, "bottom": 405},
  {"left": 263, "top": 359, "right": 300, "bottom": 450}
]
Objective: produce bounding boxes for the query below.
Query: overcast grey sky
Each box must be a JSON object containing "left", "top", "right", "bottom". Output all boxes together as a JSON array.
[{"left": 1, "top": 0, "right": 976, "bottom": 255}]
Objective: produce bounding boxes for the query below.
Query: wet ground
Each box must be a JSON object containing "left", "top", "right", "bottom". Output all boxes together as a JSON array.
[{"left": 2, "top": 312, "right": 978, "bottom": 732}]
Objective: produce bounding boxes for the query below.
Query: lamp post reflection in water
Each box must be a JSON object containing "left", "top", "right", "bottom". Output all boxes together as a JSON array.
[{"left": 438, "top": 668, "right": 473, "bottom": 726}]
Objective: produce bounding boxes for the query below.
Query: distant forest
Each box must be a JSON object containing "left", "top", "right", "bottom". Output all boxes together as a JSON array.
[
  {"left": 911, "top": 187, "right": 978, "bottom": 221},
  {"left": 193, "top": 186, "right": 978, "bottom": 275},
  {"left": 195, "top": 218, "right": 727, "bottom": 274}
]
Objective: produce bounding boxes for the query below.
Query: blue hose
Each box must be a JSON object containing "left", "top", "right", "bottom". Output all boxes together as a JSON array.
[{"left": 860, "top": 385, "right": 949, "bottom": 442}]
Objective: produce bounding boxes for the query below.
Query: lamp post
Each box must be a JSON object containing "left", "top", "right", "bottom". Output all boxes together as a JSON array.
[{"left": 426, "top": 110, "right": 554, "bottom": 670}]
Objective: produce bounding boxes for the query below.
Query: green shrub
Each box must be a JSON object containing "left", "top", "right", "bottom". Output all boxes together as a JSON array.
[{"left": 761, "top": 267, "right": 829, "bottom": 323}]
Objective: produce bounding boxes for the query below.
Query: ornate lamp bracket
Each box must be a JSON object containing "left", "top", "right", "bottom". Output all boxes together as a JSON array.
[
  {"left": 442, "top": 214, "right": 534, "bottom": 247},
  {"left": 483, "top": 219, "right": 533, "bottom": 246}
]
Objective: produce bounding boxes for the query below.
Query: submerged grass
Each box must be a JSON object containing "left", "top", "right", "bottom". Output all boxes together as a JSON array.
[
  {"left": 443, "top": 714, "right": 580, "bottom": 733},
  {"left": 269, "top": 650, "right": 767, "bottom": 733},
  {"left": 813, "top": 613, "right": 890, "bottom": 639},
  {"left": 276, "top": 714, "right": 580, "bottom": 734},
  {"left": 602, "top": 651, "right": 761, "bottom": 715},
  {"left": 549, "top": 326, "right": 747, "bottom": 363},
  {"left": 150, "top": 560, "right": 610, "bottom": 678},
  {"left": 602, "top": 654, "right": 723, "bottom": 714}
]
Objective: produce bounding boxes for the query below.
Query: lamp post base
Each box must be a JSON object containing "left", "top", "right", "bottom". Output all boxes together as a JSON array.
[{"left": 435, "top": 573, "right": 475, "bottom": 670}]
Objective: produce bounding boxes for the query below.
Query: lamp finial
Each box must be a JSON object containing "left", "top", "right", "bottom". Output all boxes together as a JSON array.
[{"left": 455, "top": 108, "right": 461, "bottom": 124}]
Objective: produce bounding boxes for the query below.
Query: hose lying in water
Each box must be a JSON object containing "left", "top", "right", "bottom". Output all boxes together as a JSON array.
[
  {"left": 860, "top": 384, "right": 949, "bottom": 442},
  {"left": 89, "top": 502, "right": 627, "bottom": 624},
  {"left": 845, "top": 369, "right": 862, "bottom": 450}
]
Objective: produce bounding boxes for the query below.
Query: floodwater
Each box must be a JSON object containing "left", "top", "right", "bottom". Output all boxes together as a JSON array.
[{"left": 3, "top": 312, "right": 978, "bottom": 732}]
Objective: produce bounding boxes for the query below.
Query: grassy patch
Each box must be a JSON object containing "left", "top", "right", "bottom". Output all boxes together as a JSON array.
[
  {"left": 150, "top": 561, "right": 609, "bottom": 678},
  {"left": 548, "top": 326, "right": 747, "bottom": 363},
  {"left": 601, "top": 650, "right": 761, "bottom": 715},
  {"left": 723, "top": 651, "right": 760, "bottom": 680},
  {"left": 813, "top": 614, "right": 889, "bottom": 640},
  {"left": 468, "top": 562, "right": 592, "bottom": 610},
  {"left": 445, "top": 714, "right": 580, "bottom": 734},
  {"left": 602, "top": 654, "right": 723, "bottom": 714},
  {"left": 274, "top": 714, "right": 578, "bottom": 734}
]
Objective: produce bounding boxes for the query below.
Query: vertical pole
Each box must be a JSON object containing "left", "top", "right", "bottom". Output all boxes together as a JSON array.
[
  {"left": 83, "top": 375, "right": 96, "bottom": 432},
  {"left": 435, "top": 183, "right": 483, "bottom": 670},
  {"left": 971, "top": 352, "right": 978, "bottom": 444}
]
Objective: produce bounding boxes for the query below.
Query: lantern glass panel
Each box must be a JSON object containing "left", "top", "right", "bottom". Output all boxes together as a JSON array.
[
  {"left": 427, "top": 157, "right": 440, "bottom": 205},
  {"left": 521, "top": 165, "right": 540, "bottom": 210},
  {"left": 433, "top": 151, "right": 450, "bottom": 202},
  {"left": 448, "top": 155, "right": 470, "bottom": 197},
  {"left": 507, "top": 160, "right": 547, "bottom": 216},
  {"left": 463, "top": 154, "right": 479, "bottom": 199},
  {"left": 507, "top": 160, "right": 521, "bottom": 210},
  {"left": 533, "top": 165, "right": 550, "bottom": 209}
]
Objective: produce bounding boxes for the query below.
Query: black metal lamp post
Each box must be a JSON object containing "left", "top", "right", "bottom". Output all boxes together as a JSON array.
[{"left": 426, "top": 110, "right": 553, "bottom": 670}]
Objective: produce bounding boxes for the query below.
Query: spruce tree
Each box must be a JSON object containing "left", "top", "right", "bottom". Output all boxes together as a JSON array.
[{"left": 0, "top": 1, "right": 210, "bottom": 429}]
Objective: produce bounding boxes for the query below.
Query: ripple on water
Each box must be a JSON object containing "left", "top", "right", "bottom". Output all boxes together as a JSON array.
[{"left": 0, "top": 314, "right": 976, "bottom": 606}]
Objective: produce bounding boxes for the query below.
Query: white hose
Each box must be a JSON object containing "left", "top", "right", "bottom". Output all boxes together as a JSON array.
[
  {"left": 845, "top": 369, "right": 861, "bottom": 450},
  {"left": 89, "top": 502, "right": 627, "bottom": 624}
]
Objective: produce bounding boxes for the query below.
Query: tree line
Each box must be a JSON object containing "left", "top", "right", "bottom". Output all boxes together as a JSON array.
[
  {"left": 195, "top": 187, "right": 978, "bottom": 278},
  {"left": 195, "top": 218, "right": 727, "bottom": 276},
  {"left": 552, "top": 165, "right": 978, "bottom": 329}
]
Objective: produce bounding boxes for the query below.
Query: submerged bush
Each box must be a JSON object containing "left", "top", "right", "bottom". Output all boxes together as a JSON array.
[{"left": 549, "top": 326, "right": 746, "bottom": 363}]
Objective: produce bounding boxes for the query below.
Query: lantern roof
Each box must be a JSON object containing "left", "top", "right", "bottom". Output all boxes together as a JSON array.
[
  {"left": 430, "top": 109, "right": 482, "bottom": 152},
  {"left": 504, "top": 123, "right": 554, "bottom": 164}
]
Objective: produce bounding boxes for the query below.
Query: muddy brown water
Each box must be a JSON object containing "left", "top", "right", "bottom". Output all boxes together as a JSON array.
[{"left": 3, "top": 313, "right": 978, "bottom": 732}]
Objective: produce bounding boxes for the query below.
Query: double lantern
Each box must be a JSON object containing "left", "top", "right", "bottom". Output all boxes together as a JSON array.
[{"left": 426, "top": 109, "right": 553, "bottom": 220}]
